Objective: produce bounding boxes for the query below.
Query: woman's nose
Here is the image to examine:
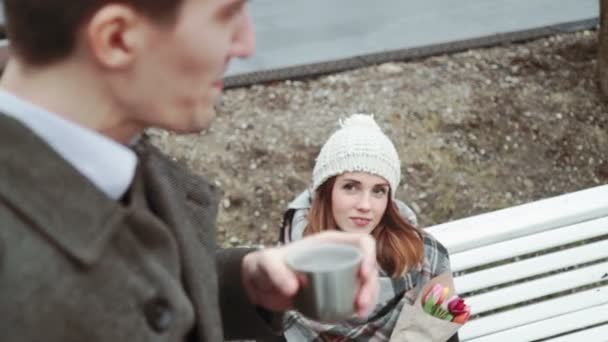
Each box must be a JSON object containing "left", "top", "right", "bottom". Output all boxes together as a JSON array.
[{"left": 356, "top": 193, "right": 372, "bottom": 211}]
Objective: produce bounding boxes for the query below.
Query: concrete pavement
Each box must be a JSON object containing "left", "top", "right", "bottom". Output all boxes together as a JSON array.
[{"left": 227, "top": 0, "right": 598, "bottom": 80}]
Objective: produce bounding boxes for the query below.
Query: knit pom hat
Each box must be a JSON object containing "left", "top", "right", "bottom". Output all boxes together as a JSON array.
[{"left": 312, "top": 114, "right": 401, "bottom": 197}]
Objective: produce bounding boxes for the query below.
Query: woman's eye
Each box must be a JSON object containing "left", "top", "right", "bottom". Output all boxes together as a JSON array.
[
  {"left": 342, "top": 183, "right": 356, "bottom": 191},
  {"left": 373, "top": 187, "right": 388, "bottom": 196}
]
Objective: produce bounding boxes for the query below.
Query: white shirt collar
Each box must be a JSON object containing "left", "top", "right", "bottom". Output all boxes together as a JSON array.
[{"left": 0, "top": 90, "right": 137, "bottom": 200}]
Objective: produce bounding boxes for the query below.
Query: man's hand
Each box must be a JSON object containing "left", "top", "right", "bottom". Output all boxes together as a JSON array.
[{"left": 241, "top": 231, "right": 379, "bottom": 318}]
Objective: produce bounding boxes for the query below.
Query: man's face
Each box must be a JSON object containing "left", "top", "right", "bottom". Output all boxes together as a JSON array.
[{"left": 112, "top": 0, "right": 255, "bottom": 133}]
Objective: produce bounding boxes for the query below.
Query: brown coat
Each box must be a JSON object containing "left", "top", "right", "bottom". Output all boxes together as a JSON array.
[{"left": 0, "top": 114, "right": 279, "bottom": 341}]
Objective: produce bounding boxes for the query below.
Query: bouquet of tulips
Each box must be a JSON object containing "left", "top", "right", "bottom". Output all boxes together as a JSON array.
[
  {"left": 421, "top": 284, "right": 471, "bottom": 325},
  {"left": 390, "top": 276, "right": 471, "bottom": 342}
]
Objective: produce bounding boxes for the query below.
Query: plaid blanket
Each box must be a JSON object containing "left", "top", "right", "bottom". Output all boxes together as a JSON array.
[{"left": 280, "top": 191, "right": 451, "bottom": 342}]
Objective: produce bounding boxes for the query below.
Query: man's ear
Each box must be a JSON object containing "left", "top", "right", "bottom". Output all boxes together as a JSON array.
[{"left": 85, "top": 4, "right": 145, "bottom": 69}]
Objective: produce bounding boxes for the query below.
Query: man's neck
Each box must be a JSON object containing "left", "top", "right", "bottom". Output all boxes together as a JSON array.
[{"left": 0, "top": 58, "right": 142, "bottom": 144}]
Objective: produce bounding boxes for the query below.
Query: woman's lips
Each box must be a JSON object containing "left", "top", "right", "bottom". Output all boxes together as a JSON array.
[{"left": 351, "top": 217, "right": 372, "bottom": 227}]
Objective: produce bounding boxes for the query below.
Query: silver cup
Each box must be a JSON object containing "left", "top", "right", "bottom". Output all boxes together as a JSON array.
[{"left": 285, "top": 242, "right": 362, "bottom": 322}]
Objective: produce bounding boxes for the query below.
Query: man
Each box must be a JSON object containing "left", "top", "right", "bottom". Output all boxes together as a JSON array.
[{"left": 0, "top": 0, "right": 378, "bottom": 341}]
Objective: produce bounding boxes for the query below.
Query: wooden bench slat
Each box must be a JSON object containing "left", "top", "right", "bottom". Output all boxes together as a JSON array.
[
  {"left": 460, "top": 284, "right": 608, "bottom": 340},
  {"left": 466, "top": 260, "right": 608, "bottom": 315},
  {"left": 464, "top": 302, "right": 608, "bottom": 342},
  {"left": 455, "top": 238, "right": 608, "bottom": 293},
  {"left": 448, "top": 216, "right": 608, "bottom": 272},
  {"left": 426, "top": 185, "right": 608, "bottom": 253},
  {"left": 545, "top": 323, "right": 608, "bottom": 342}
]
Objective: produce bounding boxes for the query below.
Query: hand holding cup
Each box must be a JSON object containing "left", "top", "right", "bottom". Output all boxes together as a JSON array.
[{"left": 241, "top": 231, "right": 378, "bottom": 319}]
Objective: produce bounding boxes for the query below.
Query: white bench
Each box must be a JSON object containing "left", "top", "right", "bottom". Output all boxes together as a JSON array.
[{"left": 426, "top": 185, "right": 608, "bottom": 341}]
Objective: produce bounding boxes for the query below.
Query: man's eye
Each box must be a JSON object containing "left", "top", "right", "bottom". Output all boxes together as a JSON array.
[
  {"left": 223, "top": 0, "right": 247, "bottom": 19},
  {"left": 226, "top": 7, "right": 242, "bottom": 18}
]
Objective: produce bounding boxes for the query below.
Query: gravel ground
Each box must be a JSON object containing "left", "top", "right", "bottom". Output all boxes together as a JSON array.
[{"left": 149, "top": 29, "right": 608, "bottom": 247}]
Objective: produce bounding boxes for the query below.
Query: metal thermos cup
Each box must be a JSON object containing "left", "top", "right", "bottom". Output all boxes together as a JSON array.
[{"left": 286, "top": 242, "right": 362, "bottom": 322}]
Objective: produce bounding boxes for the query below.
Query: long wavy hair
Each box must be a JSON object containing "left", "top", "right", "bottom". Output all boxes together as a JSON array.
[{"left": 303, "top": 176, "right": 424, "bottom": 277}]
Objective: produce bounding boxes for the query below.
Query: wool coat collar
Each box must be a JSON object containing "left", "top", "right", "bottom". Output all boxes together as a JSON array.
[{"left": 0, "top": 114, "right": 127, "bottom": 266}]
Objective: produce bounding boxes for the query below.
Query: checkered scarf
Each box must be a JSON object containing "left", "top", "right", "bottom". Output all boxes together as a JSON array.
[{"left": 280, "top": 191, "right": 451, "bottom": 342}]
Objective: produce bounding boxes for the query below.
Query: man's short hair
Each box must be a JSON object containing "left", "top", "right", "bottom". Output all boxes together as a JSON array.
[{"left": 3, "top": 0, "right": 183, "bottom": 66}]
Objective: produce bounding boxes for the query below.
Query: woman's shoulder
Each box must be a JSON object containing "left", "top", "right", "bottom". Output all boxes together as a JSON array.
[
  {"left": 421, "top": 231, "right": 449, "bottom": 257},
  {"left": 394, "top": 198, "right": 418, "bottom": 227},
  {"left": 420, "top": 230, "right": 451, "bottom": 275},
  {"left": 280, "top": 190, "right": 313, "bottom": 243}
]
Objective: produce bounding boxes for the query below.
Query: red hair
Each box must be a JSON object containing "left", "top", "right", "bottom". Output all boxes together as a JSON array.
[{"left": 304, "top": 176, "right": 424, "bottom": 277}]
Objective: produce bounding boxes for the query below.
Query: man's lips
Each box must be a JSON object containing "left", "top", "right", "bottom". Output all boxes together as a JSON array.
[
  {"left": 212, "top": 80, "right": 224, "bottom": 89},
  {"left": 351, "top": 217, "right": 372, "bottom": 227}
]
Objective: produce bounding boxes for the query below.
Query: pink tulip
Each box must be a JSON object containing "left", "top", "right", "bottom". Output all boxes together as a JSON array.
[
  {"left": 431, "top": 284, "right": 443, "bottom": 301},
  {"left": 423, "top": 284, "right": 443, "bottom": 305},
  {"left": 436, "top": 286, "right": 450, "bottom": 306}
]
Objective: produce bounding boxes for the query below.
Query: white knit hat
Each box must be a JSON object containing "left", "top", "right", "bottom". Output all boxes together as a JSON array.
[{"left": 312, "top": 114, "right": 401, "bottom": 197}]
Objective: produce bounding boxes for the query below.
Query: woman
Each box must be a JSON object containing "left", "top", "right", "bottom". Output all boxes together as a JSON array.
[{"left": 280, "top": 114, "right": 458, "bottom": 341}]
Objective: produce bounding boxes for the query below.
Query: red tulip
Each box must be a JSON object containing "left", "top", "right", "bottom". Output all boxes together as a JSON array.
[{"left": 448, "top": 297, "right": 467, "bottom": 315}]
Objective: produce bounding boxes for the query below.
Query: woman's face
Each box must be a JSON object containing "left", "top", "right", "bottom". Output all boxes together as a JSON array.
[{"left": 331, "top": 172, "right": 390, "bottom": 234}]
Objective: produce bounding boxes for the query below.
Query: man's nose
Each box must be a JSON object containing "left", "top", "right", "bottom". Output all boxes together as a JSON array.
[{"left": 231, "top": 11, "right": 256, "bottom": 58}]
